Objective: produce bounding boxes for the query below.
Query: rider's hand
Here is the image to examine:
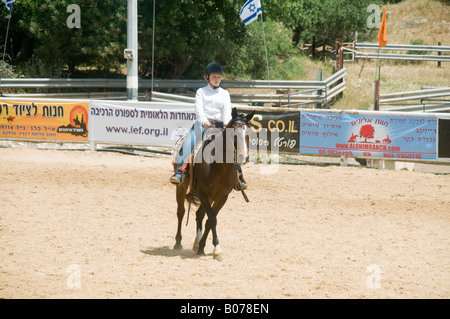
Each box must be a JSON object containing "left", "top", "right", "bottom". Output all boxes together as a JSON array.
[{"left": 204, "top": 121, "right": 212, "bottom": 129}]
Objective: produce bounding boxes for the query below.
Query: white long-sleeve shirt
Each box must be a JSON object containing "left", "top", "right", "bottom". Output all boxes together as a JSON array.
[{"left": 195, "top": 85, "right": 232, "bottom": 125}]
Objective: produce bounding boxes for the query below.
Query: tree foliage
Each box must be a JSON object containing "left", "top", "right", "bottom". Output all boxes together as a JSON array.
[
  {"left": 139, "top": 0, "right": 270, "bottom": 79},
  {"left": 297, "top": 0, "right": 379, "bottom": 44},
  {"left": 1, "top": 0, "right": 126, "bottom": 77},
  {"left": 0, "top": 0, "right": 379, "bottom": 79}
]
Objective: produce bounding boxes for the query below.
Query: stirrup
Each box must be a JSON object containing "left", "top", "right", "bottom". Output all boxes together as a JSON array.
[
  {"left": 235, "top": 175, "right": 248, "bottom": 191},
  {"left": 170, "top": 171, "right": 182, "bottom": 184}
]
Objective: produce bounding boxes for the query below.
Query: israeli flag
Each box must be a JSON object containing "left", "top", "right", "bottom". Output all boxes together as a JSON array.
[
  {"left": 2, "top": 0, "right": 15, "bottom": 10},
  {"left": 240, "top": 0, "right": 262, "bottom": 26}
]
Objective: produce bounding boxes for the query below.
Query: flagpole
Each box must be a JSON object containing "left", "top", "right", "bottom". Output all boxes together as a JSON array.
[
  {"left": 259, "top": 5, "right": 272, "bottom": 106},
  {"left": 2, "top": 4, "right": 13, "bottom": 64},
  {"left": 151, "top": 0, "right": 156, "bottom": 97},
  {"left": 1, "top": 3, "right": 13, "bottom": 95},
  {"left": 373, "top": 48, "right": 381, "bottom": 110},
  {"left": 374, "top": 7, "right": 387, "bottom": 111}
]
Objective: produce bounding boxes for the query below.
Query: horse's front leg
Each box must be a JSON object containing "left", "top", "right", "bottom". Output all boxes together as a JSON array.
[
  {"left": 197, "top": 217, "right": 220, "bottom": 259},
  {"left": 197, "top": 195, "right": 228, "bottom": 260},
  {"left": 174, "top": 186, "right": 186, "bottom": 250},
  {"left": 210, "top": 196, "right": 228, "bottom": 260},
  {"left": 193, "top": 205, "right": 205, "bottom": 253}
]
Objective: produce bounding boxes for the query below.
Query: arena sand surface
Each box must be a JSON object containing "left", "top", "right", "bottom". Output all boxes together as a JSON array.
[{"left": 1, "top": 147, "right": 449, "bottom": 298}]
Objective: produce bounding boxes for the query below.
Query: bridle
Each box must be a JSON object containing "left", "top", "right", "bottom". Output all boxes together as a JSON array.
[{"left": 228, "top": 119, "right": 250, "bottom": 165}]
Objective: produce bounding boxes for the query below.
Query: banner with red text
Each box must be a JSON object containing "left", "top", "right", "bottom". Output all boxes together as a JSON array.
[{"left": 299, "top": 111, "right": 437, "bottom": 160}]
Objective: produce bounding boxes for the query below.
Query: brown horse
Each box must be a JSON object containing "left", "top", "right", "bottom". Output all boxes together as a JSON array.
[{"left": 173, "top": 108, "right": 255, "bottom": 260}]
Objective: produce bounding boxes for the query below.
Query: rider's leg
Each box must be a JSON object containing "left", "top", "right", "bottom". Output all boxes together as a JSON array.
[
  {"left": 171, "top": 122, "right": 205, "bottom": 184},
  {"left": 237, "top": 164, "right": 247, "bottom": 190}
]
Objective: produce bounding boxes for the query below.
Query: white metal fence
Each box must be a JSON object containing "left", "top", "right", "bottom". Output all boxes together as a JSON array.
[
  {"left": 0, "top": 68, "right": 347, "bottom": 107},
  {"left": 353, "top": 42, "right": 450, "bottom": 62},
  {"left": 381, "top": 87, "right": 450, "bottom": 113}
]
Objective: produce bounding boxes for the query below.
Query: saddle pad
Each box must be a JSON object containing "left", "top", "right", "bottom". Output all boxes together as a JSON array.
[
  {"left": 172, "top": 132, "right": 189, "bottom": 165},
  {"left": 172, "top": 132, "right": 204, "bottom": 168}
]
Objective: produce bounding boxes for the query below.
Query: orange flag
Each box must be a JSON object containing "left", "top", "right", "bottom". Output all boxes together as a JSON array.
[{"left": 377, "top": 7, "right": 387, "bottom": 48}]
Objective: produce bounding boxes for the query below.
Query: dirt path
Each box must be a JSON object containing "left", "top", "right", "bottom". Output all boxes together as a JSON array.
[{"left": 1, "top": 147, "right": 449, "bottom": 298}]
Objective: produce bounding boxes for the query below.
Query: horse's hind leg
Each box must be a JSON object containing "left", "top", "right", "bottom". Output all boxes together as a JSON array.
[
  {"left": 174, "top": 186, "right": 186, "bottom": 250},
  {"left": 197, "top": 218, "right": 211, "bottom": 255},
  {"left": 193, "top": 205, "right": 205, "bottom": 253}
]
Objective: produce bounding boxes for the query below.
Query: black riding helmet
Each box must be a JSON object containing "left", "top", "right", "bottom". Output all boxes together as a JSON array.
[
  {"left": 205, "top": 62, "right": 223, "bottom": 89},
  {"left": 205, "top": 62, "right": 223, "bottom": 75}
]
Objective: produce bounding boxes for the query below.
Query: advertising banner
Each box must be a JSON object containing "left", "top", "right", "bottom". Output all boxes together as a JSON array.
[
  {"left": 89, "top": 102, "right": 301, "bottom": 153},
  {"left": 249, "top": 109, "right": 300, "bottom": 153},
  {"left": 300, "top": 111, "right": 437, "bottom": 160},
  {"left": 89, "top": 100, "right": 196, "bottom": 146},
  {"left": 438, "top": 118, "right": 450, "bottom": 159},
  {"left": 0, "top": 99, "right": 89, "bottom": 141}
]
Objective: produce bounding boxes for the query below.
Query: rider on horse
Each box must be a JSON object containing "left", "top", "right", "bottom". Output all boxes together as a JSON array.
[{"left": 170, "top": 62, "right": 247, "bottom": 189}]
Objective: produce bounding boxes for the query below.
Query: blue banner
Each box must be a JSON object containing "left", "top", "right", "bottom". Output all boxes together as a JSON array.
[{"left": 300, "top": 111, "right": 437, "bottom": 160}]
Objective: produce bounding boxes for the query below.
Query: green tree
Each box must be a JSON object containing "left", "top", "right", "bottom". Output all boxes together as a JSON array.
[
  {"left": 0, "top": 0, "right": 35, "bottom": 64},
  {"left": 296, "top": 0, "right": 379, "bottom": 45},
  {"left": 1, "top": 0, "right": 382, "bottom": 80},
  {"left": 138, "top": 0, "right": 307, "bottom": 79},
  {"left": 25, "top": 0, "right": 126, "bottom": 77},
  {"left": 138, "top": 0, "right": 247, "bottom": 79},
  {"left": 227, "top": 19, "right": 298, "bottom": 79}
]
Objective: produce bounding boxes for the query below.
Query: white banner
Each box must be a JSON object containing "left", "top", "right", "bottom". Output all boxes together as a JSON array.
[{"left": 89, "top": 100, "right": 196, "bottom": 146}]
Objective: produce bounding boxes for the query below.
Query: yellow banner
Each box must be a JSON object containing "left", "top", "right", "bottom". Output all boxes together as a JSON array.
[{"left": 0, "top": 99, "right": 89, "bottom": 141}]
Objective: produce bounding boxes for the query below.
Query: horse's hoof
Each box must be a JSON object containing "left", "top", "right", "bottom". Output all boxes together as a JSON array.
[
  {"left": 197, "top": 249, "right": 205, "bottom": 255},
  {"left": 173, "top": 243, "right": 183, "bottom": 250},
  {"left": 213, "top": 245, "right": 223, "bottom": 261}
]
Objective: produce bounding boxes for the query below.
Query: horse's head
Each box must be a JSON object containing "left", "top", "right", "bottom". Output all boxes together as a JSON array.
[{"left": 226, "top": 108, "right": 255, "bottom": 164}]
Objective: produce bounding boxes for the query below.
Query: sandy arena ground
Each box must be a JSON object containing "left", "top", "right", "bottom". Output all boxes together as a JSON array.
[{"left": 0, "top": 146, "right": 449, "bottom": 299}]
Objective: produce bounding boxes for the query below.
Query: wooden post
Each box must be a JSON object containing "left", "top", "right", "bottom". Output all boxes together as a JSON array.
[
  {"left": 339, "top": 44, "right": 344, "bottom": 70},
  {"left": 322, "top": 37, "right": 326, "bottom": 62},
  {"left": 374, "top": 66, "right": 381, "bottom": 111},
  {"left": 339, "top": 27, "right": 346, "bottom": 70},
  {"left": 438, "top": 42, "right": 442, "bottom": 68},
  {"left": 316, "top": 69, "right": 323, "bottom": 109},
  {"left": 374, "top": 80, "right": 380, "bottom": 111},
  {"left": 312, "top": 36, "right": 316, "bottom": 58},
  {"left": 335, "top": 38, "right": 341, "bottom": 71},
  {"left": 336, "top": 27, "right": 345, "bottom": 99}
]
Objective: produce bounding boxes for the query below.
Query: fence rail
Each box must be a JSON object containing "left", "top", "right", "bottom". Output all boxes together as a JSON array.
[
  {"left": 355, "top": 43, "right": 450, "bottom": 52},
  {"left": 0, "top": 68, "right": 347, "bottom": 107},
  {"left": 0, "top": 78, "right": 329, "bottom": 90},
  {"left": 381, "top": 87, "right": 450, "bottom": 113},
  {"left": 353, "top": 42, "right": 450, "bottom": 62}
]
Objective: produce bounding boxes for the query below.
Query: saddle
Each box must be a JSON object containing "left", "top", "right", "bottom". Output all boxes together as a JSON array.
[{"left": 171, "top": 121, "right": 223, "bottom": 179}]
